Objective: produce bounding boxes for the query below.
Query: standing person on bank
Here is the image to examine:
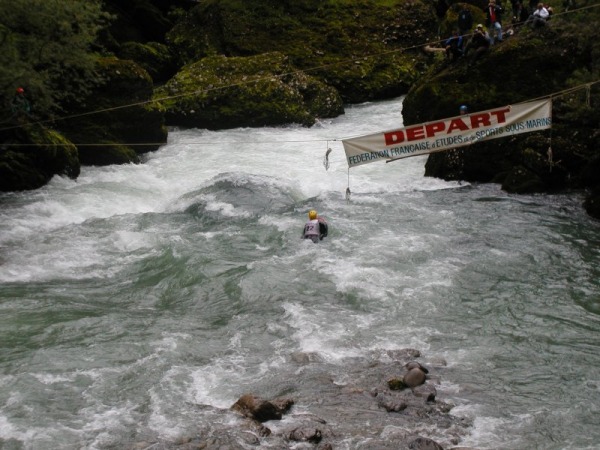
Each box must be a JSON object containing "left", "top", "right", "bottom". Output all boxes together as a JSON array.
[
  {"left": 10, "top": 87, "right": 32, "bottom": 119},
  {"left": 485, "top": 0, "right": 504, "bottom": 43}
]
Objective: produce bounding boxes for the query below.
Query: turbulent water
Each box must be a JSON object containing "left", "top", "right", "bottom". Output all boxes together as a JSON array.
[{"left": 1, "top": 97, "right": 600, "bottom": 450}]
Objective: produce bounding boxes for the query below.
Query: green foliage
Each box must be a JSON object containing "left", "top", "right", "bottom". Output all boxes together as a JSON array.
[
  {"left": 167, "top": 0, "right": 437, "bottom": 103},
  {"left": 0, "top": 0, "right": 112, "bottom": 120}
]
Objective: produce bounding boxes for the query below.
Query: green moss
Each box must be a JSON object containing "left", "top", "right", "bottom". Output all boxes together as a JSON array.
[
  {"left": 118, "top": 41, "right": 176, "bottom": 82},
  {"left": 154, "top": 52, "right": 342, "bottom": 129},
  {"left": 388, "top": 378, "right": 408, "bottom": 390},
  {"left": 0, "top": 125, "right": 80, "bottom": 191},
  {"left": 167, "top": 0, "right": 438, "bottom": 103}
]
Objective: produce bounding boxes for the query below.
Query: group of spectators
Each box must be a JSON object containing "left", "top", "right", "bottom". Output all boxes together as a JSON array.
[{"left": 444, "top": 0, "right": 554, "bottom": 64}]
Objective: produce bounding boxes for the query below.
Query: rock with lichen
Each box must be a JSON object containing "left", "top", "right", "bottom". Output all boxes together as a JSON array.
[{"left": 153, "top": 52, "right": 344, "bottom": 129}]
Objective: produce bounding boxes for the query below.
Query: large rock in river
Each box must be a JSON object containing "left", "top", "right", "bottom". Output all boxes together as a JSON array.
[
  {"left": 154, "top": 52, "right": 344, "bottom": 129},
  {"left": 0, "top": 124, "right": 79, "bottom": 192},
  {"left": 58, "top": 57, "right": 167, "bottom": 166}
]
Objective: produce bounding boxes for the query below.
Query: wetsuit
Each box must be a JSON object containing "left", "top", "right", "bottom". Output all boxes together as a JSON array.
[{"left": 303, "top": 218, "right": 328, "bottom": 243}]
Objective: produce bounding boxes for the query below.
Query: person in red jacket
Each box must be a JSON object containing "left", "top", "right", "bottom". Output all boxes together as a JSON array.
[{"left": 485, "top": 0, "right": 503, "bottom": 43}]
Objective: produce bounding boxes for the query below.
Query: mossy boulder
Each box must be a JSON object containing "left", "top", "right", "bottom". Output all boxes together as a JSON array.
[
  {"left": 117, "top": 41, "right": 178, "bottom": 83},
  {"left": 166, "top": 0, "right": 438, "bottom": 103},
  {"left": 154, "top": 52, "right": 344, "bottom": 129},
  {"left": 402, "top": 18, "right": 600, "bottom": 212},
  {"left": 0, "top": 124, "right": 79, "bottom": 191},
  {"left": 58, "top": 57, "right": 167, "bottom": 166}
]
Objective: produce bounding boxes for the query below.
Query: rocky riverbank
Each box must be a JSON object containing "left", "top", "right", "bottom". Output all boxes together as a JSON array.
[{"left": 126, "top": 349, "right": 474, "bottom": 450}]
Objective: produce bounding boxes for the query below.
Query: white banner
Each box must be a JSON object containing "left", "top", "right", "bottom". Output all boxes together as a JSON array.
[{"left": 342, "top": 99, "right": 552, "bottom": 168}]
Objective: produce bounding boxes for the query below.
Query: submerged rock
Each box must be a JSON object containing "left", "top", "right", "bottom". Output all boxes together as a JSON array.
[
  {"left": 406, "top": 436, "right": 445, "bottom": 450},
  {"left": 289, "top": 426, "right": 323, "bottom": 444}
]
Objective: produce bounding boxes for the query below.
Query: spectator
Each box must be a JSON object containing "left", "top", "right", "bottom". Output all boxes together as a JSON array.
[
  {"left": 485, "top": 0, "right": 504, "bottom": 43},
  {"left": 445, "top": 30, "right": 464, "bottom": 61},
  {"left": 457, "top": 8, "right": 474, "bottom": 36},
  {"left": 509, "top": 0, "right": 523, "bottom": 22},
  {"left": 464, "top": 24, "right": 491, "bottom": 65},
  {"left": 10, "top": 87, "right": 32, "bottom": 119},
  {"left": 525, "top": 2, "right": 549, "bottom": 27}
]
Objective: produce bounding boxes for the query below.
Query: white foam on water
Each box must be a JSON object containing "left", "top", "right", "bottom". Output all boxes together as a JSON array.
[
  {"left": 281, "top": 301, "right": 369, "bottom": 361},
  {"left": 203, "top": 198, "right": 252, "bottom": 218},
  {"left": 2, "top": 96, "right": 598, "bottom": 450},
  {"left": 457, "top": 414, "right": 524, "bottom": 449},
  {"left": 82, "top": 403, "right": 138, "bottom": 450}
]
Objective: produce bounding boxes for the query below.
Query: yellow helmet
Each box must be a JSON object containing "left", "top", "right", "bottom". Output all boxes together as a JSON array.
[{"left": 308, "top": 210, "right": 317, "bottom": 220}]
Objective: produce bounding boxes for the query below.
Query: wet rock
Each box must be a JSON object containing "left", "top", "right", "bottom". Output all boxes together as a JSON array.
[
  {"left": 412, "top": 383, "right": 437, "bottom": 402},
  {"left": 403, "top": 368, "right": 427, "bottom": 388},
  {"left": 428, "top": 357, "right": 448, "bottom": 367},
  {"left": 231, "top": 394, "right": 294, "bottom": 422},
  {"left": 387, "top": 348, "right": 422, "bottom": 360},
  {"left": 145, "top": 350, "right": 469, "bottom": 449},
  {"left": 291, "top": 351, "right": 324, "bottom": 364},
  {"left": 405, "top": 361, "right": 429, "bottom": 374},
  {"left": 375, "top": 392, "right": 408, "bottom": 412},
  {"left": 407, "top": 436, "right": 445, "bottom": 449},
  {"left": 271, "top": 397, "right": 295, "bottom": 415},
  {"left": 583, "top": 186, "right": 600, "bottom": 220},
  {"left": 388, "top": 377, "right": 408, "bottom": 390},
  {"left": 289, "top": 427, "right": 323, "bottom": 444}
]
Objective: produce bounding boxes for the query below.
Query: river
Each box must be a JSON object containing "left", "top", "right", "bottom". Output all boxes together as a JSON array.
[{"left": 1, "top": 97, "right": 599, "bottom": 449}]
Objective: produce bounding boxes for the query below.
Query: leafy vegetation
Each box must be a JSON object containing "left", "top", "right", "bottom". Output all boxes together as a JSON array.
[{"left": 0, "top": 0, "right": 111, "bottom": 121}]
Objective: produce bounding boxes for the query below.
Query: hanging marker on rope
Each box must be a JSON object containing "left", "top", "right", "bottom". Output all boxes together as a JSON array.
[
  {"left": 345, "top": 169, "right": 351, "bottom": 201},
  {"left": 323, "top": 142, "right": 332, "bottom": 171}
]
